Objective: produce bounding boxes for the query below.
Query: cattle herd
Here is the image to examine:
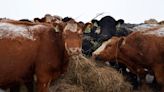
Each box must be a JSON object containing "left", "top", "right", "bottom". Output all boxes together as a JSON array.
[{"left": 0, "top": 14, "right": 164, "bottom": 92}]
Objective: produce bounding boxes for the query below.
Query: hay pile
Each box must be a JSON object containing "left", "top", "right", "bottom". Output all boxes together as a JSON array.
[
  {"left": 50, "top": 54, "right": 132, "bottom": 92},
  {"left": 49, "top": 79, "right": 84, "bottom": 92}
]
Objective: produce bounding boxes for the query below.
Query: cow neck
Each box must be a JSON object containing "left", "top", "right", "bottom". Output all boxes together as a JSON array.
[
  {"left": 115, "top": 40, "right": 119, "bottom": 65},
  {"left": 117, "top": 47, "right": 141, "bottom": 75}
]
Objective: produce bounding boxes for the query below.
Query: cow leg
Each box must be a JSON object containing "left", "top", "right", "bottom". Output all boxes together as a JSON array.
[
  {"left": 36, "top": 70, "right": 62, "bottom": 92},
  {"left": 25, "top": 80, "right": 34, "bottom": 92},
  {"left": 36, "top": 79, "right": 51, "bottom": 92},
  {"left": 36, "top": 75, "right": 51, "bottom": 92},
  {"left": 10, "top": 84, "right": 20, "bottom": 92},
  {"left": 153, "top": 64, "right": 164, "bottom": 92}
]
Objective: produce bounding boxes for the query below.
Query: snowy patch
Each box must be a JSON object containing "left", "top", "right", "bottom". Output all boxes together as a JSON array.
[
  {"left": 93, "top": 39, "right": 112, "bottom": 55},
  {"left": 64, "top": 23, "right": 77, "bottom": 33},
  {"left": 143, "top": 27, "right": 164, "bottom": 37},
  {"left": 0, "top": 23, "right": 37, "bottom": 40},
  {"left": 132, "top": 24, "right": 158, "bottom": 31}
]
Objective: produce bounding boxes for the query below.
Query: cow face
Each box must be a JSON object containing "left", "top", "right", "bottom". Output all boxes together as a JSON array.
[
  {"left": 93, "top": 37, "right": 124, "bottom": 61},
  {"left": 63, "top": 20, "right": 83, "bottom": 55}
]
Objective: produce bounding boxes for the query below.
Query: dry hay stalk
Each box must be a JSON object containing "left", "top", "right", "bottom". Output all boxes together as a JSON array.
[
  {"left": 65, "top": 54, "right": 132, "bottom": 92},
  {"left": 49, "top": 79, "right": 84, "bottom": 92}
]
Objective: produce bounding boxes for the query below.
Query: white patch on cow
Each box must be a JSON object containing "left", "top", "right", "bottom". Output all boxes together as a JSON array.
[
  {"left": 64, "top": 23, "right": 77, "bottom": 33},
  {"left": 122, "top": 39, "right": 126, "bottom": 46},
  {"left": 145, "top": 74, "right": 154, "bottom": 83},
  {"left": 69, "top": 47, "right": 81, "bottom": 53},
  {"left": 95, "top": 27, "right": 101, "bottom": 34},
  {"left": 53, "top": 15, "right": 63, "bottom": 23},
  {"left": 65, "top": 42, "right": 81, "bottom": 55},
  {"left": 77, "top": 29, "right": 82, "bottom": 34},
  {"left": 0, "top": 23, "right": 37, "bottom": 40},
  {"left": 143, "top": 27, "right": 164, "bottom": 37},
  {"left": 93, "top": 39, "right": 112, "bottom": 55}
]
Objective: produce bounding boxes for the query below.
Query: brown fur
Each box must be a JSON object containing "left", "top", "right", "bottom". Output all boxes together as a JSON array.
[
  {"left": 0, "top": 20, "right": 83, "bottom": 92},
  {"left": 93, "top": 27, "right": 164, "bottom": 91}
]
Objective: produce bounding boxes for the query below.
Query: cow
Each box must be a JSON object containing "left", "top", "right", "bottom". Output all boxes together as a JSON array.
[
  {"left": 33, "top": 14, "right": 62, "bottom": 24},
  {"left": 81, "top": 17, "right": 140, "bottom": 88},
  {"left": 0, "top": 19, "right": 83, "bottom": 92},
  {"left": 82, "top": 16, "right": 131, "bottom": 57},
  {"left": 62, "top": 17, "right": 73, "bottom": 22},
  {"left": 97, "top": 16, "right": 117, "bottom": 42},
  {"left": 93, "top": 26, "right": 164, "bottom": 91}
]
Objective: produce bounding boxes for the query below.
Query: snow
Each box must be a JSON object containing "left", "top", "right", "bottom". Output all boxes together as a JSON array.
[
  {"left": 0, "top": 23, "right": 37, "bottom": 40},
  {"left": 144, "top": 27, "right": 164, "bottom": 37},
  {"left": 132, "top": 24, "right": 158, "bottom": 31}
]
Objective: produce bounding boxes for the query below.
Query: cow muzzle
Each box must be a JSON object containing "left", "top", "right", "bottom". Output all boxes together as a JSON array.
[
  {"left": 92, "top": 53, "right": 104, "bottom": 61},
  {"left": 67, "top": 48, "right": 82, "bottom": 55}
]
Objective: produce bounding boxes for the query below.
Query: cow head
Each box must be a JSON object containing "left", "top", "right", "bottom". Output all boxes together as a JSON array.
[
  {"left": 93, "top": 37, "right": 125, "bottom": 61},
  {"left": 62, "top": 20, "right": 83, "bottom": 56}
]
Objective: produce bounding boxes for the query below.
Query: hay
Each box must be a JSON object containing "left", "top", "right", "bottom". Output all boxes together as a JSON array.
[
  {"left": 49, "top": 79, "right": 84, "bottom": 92},
  {"left": 64, "top": 54, "right": 132, "bottom": 92},
  {"left": 50, "top": 54, "right": 132, "bottom": 92}
]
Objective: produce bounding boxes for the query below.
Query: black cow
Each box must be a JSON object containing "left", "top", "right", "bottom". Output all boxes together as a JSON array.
[
  {"left": 97, "top": 16, "right": 116, "bottom": 42},
  {"left": 82, "top": 16, "right": 126, "bottom": 56},
  {"left": 62, "top": 17, "right": 73, "bottom": 22}
]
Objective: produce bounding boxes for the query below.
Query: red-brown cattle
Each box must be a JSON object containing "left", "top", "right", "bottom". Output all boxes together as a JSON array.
[
  {"left": 93, "top": 26, "right": 164, "bottom": 91},
  {"left": 0, "top": 19, "right": 83, "bottom": 92},
  {"left": 33, "top": 14, "right": 62, "bottom": 24}
]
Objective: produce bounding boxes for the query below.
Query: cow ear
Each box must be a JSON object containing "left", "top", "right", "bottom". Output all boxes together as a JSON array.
[
  {"left": 53, "top": 22, "right": 66, "bottom": 32},
  {"left": 116, "top": 19, "right": 124, "bottom": 25},
  {"left": 118, "top": 37, "right": 125, "bottom": 48}
]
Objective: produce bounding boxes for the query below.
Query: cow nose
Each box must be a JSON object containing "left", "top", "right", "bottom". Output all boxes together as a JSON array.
[
  {"left": 92, "top": 53, "right": 103, "bottom": 61},
  {"left": 92, "top": 53, "right": 96, "bottom": 59},
  {"left": 70, "top": 48, "right": 81, "bottom": 54},
  {"left": 95, "top": 56, "right": 104, "bottom": 61},
  {"left": 91, "top": 54, "right": 96, "bottom": 61}
]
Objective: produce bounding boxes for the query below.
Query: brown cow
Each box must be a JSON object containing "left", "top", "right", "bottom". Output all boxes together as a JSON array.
[
  {"left": 0, "top": 19, "right": 83, "bottom": 92},
  {"left": 93, "top": 26, "right": 164, "bottom": 91},
  {"left": 33, "top": 14, "right": 62, "bottom": 24}
]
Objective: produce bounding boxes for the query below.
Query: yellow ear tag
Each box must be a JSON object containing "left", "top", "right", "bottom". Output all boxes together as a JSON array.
[{"left": 54, "top": 25, "right": 60, "bottom": 32}]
